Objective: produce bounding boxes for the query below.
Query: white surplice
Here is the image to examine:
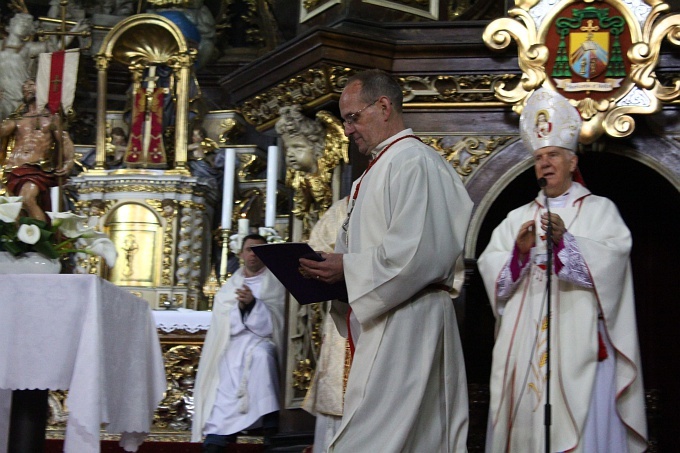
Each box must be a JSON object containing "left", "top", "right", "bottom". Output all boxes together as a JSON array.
[
  {"left": 478, "top": 182, "right": 647, "bottom": 452},
  {"left": 191, "top": 267, "right": 286, "bottom": 441},
  {"left": 328, "top": 129, "right": 474, "bottom": 452}
]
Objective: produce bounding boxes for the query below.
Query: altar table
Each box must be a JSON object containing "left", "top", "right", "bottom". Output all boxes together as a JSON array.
[{"left": 0, "top": 274, "right": 166, "bottom": 453}]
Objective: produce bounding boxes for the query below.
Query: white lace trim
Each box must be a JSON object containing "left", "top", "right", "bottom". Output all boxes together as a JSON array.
[
  {"left": 497, "top": 254, "right": 530, "bottom": 301},
  {"left": 557, "top": 232, "right": 593, "bottom": 288},
  {"left": 155, "top": 322, "right": 211, "bottom": 333}
]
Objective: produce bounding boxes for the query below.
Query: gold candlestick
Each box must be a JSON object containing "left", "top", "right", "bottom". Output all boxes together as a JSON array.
[
  {"left": 219, "top": 227, "right": 231, "bottom": 284},
  {"left": 202, "top": 267, "right": 221, "bottom": 311}
]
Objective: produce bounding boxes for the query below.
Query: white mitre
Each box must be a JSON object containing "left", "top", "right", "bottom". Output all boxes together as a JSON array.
[{"left": 519, "top": 86, "right": 582, "bottom": 153}]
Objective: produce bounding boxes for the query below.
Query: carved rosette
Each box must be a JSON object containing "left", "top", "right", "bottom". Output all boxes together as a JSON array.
[{"left": 484, "top": 0, "right": 680, "bottom": 144}]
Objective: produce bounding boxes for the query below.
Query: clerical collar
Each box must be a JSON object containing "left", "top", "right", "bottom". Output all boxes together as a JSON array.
[
  {"left": 548, "top": 183, "right": 573, "bottom": 208},
  {"left": 369, "top": 129, "right": 413, "bottom": 160}
]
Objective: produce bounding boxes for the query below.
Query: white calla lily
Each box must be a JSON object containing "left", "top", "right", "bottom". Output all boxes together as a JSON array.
[
  {"left": 2, "top": 202, "right": 117, "bottom": 269},
  {"left": 0, "top": 195, "right": 23, "bottom": 204},
  {"left": 47, "top": 211, "right": 95, "bottom": 238},
  {"left": 85, "top": 237, "right": 118, "bottom": 267},
  {"left": 87, "top": 216, "right": 101, "bottom": 229},
  {"left": 17, "top": 224, "right": 41, "bottom": 245},
  {"left": 0, "top": 199, "right": 23, "bottom": 223}
]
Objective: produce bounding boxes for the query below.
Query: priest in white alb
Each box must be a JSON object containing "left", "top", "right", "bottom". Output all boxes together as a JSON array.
[
  {"left": 299, "top": 69, "right": 473, "bottom": 452},
  {"left": 192, "top": 234, "right": 286, "bottom": 453},
  {"left": 478, "top": 87, "right": 648, "bottom": 452}
]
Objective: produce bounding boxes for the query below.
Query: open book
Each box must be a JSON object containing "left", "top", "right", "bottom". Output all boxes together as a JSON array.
[{"left": 251, "top": 242, "right": 348, "bottom": 305}]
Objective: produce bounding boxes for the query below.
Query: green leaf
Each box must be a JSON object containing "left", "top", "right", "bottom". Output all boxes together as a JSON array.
[
  {"left": 19, "top": 217, "right": 49, "bottom": 230},
  {"left": 32, "top": 241, "right": 60, "bottom": 259},
  {"left": 3, "top": 242, "right": 23, "bottom": 256}
]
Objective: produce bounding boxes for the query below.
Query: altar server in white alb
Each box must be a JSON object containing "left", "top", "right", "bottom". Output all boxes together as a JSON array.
[
  {"left": 192, "top": 234, "right": 286, "bottom": 453},
  {"left": 299, "top": 69, "right": 473, "bottom": 452},
  {"left": 478, "top": 87, "right": 647, "bottom": 452}
]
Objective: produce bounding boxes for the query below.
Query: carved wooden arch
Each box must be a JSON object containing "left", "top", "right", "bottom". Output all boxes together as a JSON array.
[{"left": 92, "top": 14, "right": 197, "bottom": 173}]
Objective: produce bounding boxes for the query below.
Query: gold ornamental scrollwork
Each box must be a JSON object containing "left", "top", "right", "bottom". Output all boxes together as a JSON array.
[
  {"left": 149, "top": 198, "right": 177, "bottom": 286},
  {"left": 292, "top": 358, "right": 314, "bottom": 391},
  {"left": 241, "top": 66, "right": 520, "bottom": 132},
  {"left": 483, "top": 0, "right": 680, "bottom": 144},
  {"left": 218, "top": 118, "right": 246, "bottom": 145},
  {"left": 154, "top": 344, "right": 203, "bottom": 431},
  {"left": 166, "top": 49, "right": 198, "bottom": 71},
  {"left": 241, "top": 65, "right": 353, "bottom": 130},
  {"left": 401, "top": 74, "right": 521, "bottom": 103},
  {"left": 422, "top": 134, "right": 515, "bottom": 181}
]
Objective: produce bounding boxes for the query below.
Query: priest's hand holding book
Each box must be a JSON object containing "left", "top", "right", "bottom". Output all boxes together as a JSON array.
[
  {"left": 299, "top": 252, "right": 345, "bottom": 284},
  {"left": 250, "top": 243, "right": 348, "bottom": 305}
]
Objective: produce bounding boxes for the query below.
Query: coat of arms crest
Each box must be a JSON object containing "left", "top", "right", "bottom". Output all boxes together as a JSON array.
[
  {"left": 483, "top": 0, "right": 680, "bottom": 144},
  {"left": 546, "top": 5, "right": 630, "bottom": 100}
]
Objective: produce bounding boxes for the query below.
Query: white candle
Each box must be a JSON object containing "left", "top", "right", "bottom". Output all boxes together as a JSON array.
[
  {"left": 265, "top": 145, "right": 279, "bottom": 227},
  {"left": 221, "top": 148, "right": 236, "bottom": 231},
  {"left": 50, "top": 186, "right": 60, "bottom": 213},
  {"left": 238, "top": 217, "right": 249, "bottom": 236}
]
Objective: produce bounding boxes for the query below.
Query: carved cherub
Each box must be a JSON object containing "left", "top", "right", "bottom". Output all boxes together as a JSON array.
[{"left": 275, "top": 105, "right": 348, "bottom": 240}]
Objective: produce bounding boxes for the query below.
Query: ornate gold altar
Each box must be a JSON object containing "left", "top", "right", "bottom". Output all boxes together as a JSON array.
[{"left": 66, "top": 14, "right": 209, "bottom": 308}]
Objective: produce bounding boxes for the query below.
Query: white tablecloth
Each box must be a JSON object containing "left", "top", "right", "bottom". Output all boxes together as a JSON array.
[
  {"left": 152, "top": 308, "right": 212, "bottom": 333},
  {"left": 0, "top": 274, "right": 166, "bottom": 453}
]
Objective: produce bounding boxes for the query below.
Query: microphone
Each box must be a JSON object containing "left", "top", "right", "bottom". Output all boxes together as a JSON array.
[{"left": 537, "top": 177, "right": 553, "bottom": 453}]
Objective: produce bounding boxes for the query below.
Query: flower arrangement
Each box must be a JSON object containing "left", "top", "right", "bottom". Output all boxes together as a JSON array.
[{"left": 0, "top": 195, "right": 117, "bottom": 267}]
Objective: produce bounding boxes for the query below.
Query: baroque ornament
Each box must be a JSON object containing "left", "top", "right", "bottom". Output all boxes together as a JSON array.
[
  {"left": 422, "top": 135, "right": 515, "bottom": 180},
  {"left": 483, "top": 0, "right": 680, "bottom": 144}
]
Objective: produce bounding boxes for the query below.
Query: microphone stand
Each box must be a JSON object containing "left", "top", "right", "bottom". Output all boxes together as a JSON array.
[{"left": 543, "top": 188, "right": 553, "bottom": 453}]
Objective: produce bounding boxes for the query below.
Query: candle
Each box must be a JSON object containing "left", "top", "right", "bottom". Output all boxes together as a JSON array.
[
  {"left": 238, "top": 217, "right": 249, "bottom": 236},
  {"left": 50, "top": 186, "right": 60, "bottom": 213},
  {"left": 221, "top": 148, "right": 236, "bottom": 231},
  {"left": 265, "top": 145, "right": 278, "bottom": 227}
]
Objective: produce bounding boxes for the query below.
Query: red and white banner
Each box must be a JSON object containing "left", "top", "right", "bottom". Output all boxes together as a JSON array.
[{"left": 36, "top": 49, "right": 80, "bottom": 114}]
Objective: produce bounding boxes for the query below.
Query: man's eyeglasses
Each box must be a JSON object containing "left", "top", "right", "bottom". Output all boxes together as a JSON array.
[{"left": 342, "top": 99, "right": 379, "bottom": 126}]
